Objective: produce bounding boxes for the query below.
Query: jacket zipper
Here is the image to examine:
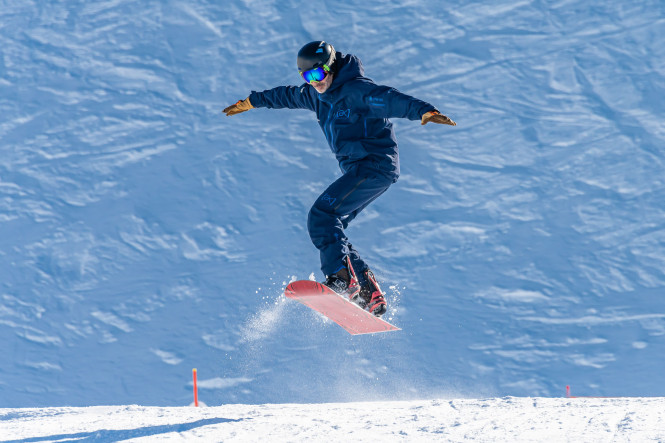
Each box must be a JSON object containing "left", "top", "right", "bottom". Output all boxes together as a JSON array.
[{"left": 327, "top": 104, "right": 334, "bottom": 148}]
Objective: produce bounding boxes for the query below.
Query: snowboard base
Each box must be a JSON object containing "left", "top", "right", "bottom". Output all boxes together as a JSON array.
[{"left": 285, "top": 280, "right": 400, "bottom": 335}]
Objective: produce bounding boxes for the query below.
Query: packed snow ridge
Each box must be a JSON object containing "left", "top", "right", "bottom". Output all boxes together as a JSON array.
[{"left": 2, "top": 397, "right": 665, "bottom": 442}]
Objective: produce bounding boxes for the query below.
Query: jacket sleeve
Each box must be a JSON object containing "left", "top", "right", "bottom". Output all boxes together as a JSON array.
[
  {"left": 248, "top": 85, "right": 315, "bottom": 111},
  {"left": 359, "top": 83, "right": 436, "bottom": 121}
]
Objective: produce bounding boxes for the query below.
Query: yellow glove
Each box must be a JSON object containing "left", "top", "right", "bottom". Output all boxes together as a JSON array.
[
  {"left": 421, "top": 110, "right": 456, "bottom": 126},
  {"left": 223, "top": 97, "right": 254, "bottom": 116}
]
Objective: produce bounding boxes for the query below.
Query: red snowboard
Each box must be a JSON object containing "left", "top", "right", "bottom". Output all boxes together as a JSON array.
[{"left": 284, "top": 280, "right": 400, "bottom": 335}]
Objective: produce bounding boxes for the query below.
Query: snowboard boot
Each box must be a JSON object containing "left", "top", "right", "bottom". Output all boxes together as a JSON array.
[
  {"left": 324, "top": 256, "right": 360, "bottom": 300},
  {"left": 359, "top": 269, "right": 387, "bottom": 317}
]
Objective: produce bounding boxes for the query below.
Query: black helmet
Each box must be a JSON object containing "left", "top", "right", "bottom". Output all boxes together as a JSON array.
[{"left": 297, "top": 41, "right": 336, "bottom": 74}]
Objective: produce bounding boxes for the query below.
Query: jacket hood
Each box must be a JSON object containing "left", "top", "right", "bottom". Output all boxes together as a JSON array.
[
  {"left": 333, "top": 53, "right": 364, "bottom": 84},
  {"left": 319, "top": 52, "right": 365, "bottom": 98}
]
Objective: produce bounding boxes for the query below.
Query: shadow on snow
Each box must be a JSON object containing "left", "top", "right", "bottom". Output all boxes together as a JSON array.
[{"left": 3, "top": 417, "right": 242, "bottom": 443}]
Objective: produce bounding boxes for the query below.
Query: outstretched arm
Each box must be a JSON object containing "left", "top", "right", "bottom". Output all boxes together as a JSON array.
[
  {"left": 249, "top": 86, "right": 314, "bottom": 110},
  {"left": 223, "top": 85, "right": 314, "bottom": 117},
  {"left": 360, "top": 83, "right": 456, "bottom": 126}
]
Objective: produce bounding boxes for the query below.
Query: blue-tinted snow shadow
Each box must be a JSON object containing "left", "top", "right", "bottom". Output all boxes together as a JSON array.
[{"left": 3, "top": 417, "right": 242, "bottom": 443}]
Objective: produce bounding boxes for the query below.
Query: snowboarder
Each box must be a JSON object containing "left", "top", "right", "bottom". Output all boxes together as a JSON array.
[{"left": 223, "top": 41, "right": 455, "bottom": 317}]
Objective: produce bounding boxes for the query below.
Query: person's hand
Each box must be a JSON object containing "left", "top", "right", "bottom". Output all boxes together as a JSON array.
[
  {"left": 421, "top": 110, "right": 456, "bottom": 126},
  {"left": 223, "top": 97, "right": 254, "bottom": 116}
]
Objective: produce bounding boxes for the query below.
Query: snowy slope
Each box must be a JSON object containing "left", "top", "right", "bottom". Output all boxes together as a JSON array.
[
  {"left": 1, "top": 0, "right": 665, "bottom": 407},
  {"left": 2, "top": 397, "right": 665, "bottom": 442}
]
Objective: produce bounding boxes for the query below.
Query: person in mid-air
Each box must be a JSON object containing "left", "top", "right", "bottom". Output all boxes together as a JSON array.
[{"left": 224, "top": 41, "right": 455, "bottom": 317}]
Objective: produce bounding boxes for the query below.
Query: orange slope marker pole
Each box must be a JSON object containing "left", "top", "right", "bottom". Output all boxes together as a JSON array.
[{"left": 193, "top": 368, "right": 199, "bottom": 407}]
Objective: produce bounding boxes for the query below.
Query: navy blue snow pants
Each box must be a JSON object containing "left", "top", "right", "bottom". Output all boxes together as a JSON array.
[{"left": 307, "top": 167, "right": 394, "bottom": 282}]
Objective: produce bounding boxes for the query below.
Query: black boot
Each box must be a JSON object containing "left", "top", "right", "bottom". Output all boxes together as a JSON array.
[
  {"left": 323, "top": 257, "right": 360, "bottom": 299},
  {"left": 359, "top": 269, "right": 387, "bottom": 317}
]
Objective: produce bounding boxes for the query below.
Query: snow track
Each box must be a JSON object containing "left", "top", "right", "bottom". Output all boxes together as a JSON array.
[{"left": 2, "top": 398, "right": 664, "bottom": 442}]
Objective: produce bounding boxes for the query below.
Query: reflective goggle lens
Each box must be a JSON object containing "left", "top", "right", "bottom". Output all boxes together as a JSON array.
[{"left": 301, "top": 66, "right": 328, "bottom": 84}]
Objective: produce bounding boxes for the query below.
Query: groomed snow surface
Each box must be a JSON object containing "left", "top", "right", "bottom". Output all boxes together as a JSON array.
[{"left": 2, "top": 397, "right": 664, "bottom": 442}]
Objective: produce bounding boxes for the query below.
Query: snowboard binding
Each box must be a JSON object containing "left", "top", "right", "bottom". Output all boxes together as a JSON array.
[
  {"left": 324, "top": 256, "right": 360, "bottom": 300},
  {"left": 324, "top": 257, "right": 387, "bottom": 317}
]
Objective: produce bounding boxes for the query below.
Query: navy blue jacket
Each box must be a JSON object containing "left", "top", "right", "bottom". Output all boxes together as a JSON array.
[{"left": 249, "top": 53, "right": 437, "bottom": 180}]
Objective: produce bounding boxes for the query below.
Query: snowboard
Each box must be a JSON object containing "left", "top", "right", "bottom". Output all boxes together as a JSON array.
[{"left": 284, "top": 280, "right": 400, "bottom": 335}]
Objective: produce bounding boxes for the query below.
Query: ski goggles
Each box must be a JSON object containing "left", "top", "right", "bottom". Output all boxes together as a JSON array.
[{"left": 300, "top": 65, "right": 330, "bottom": 84}]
